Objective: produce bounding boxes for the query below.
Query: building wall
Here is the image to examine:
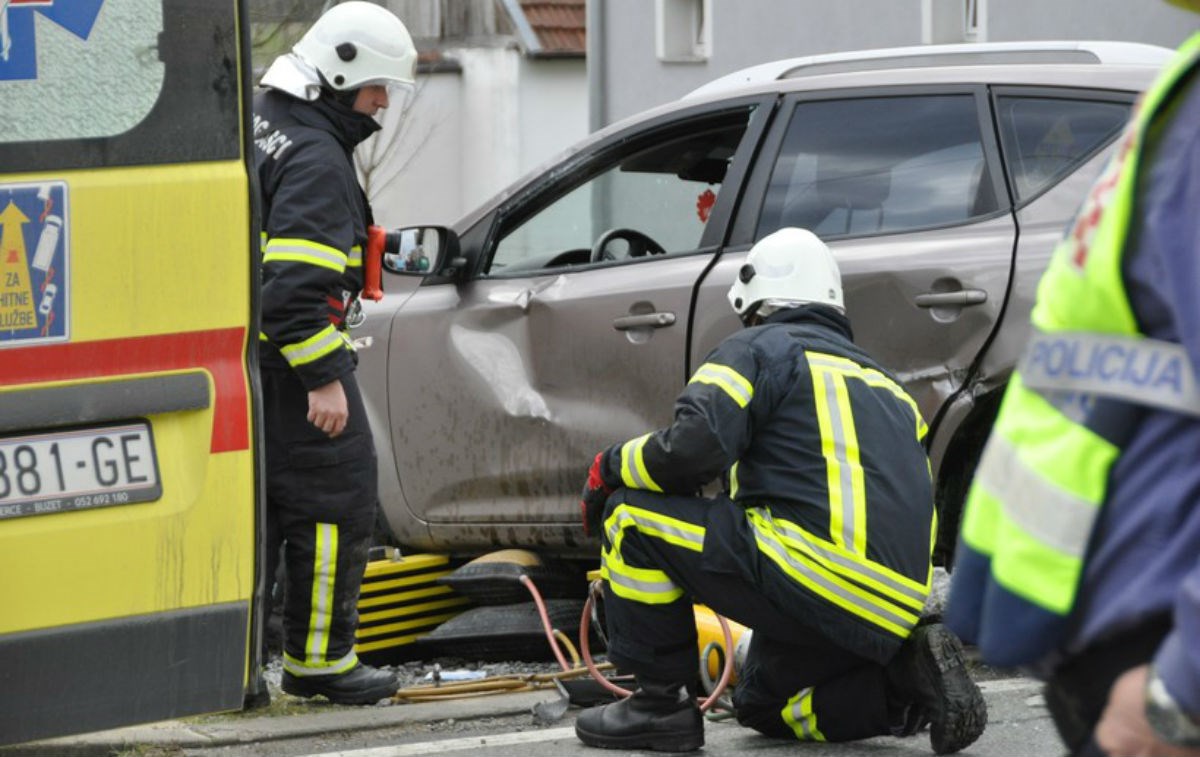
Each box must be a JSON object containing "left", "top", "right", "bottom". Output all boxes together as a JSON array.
[
  {"left": 985, "top": 0, "right": 1194, "bottom": 45},
  {"left": 363, "top": 49, "right": 587, "bottom": 229},
  {"left": 517, "top": 57, "right": 589, "bottom": 178},
  {"left": 598, "top": 0, "right": 926, "bottom": 125},
  {"left": 596, "top": 0, "right": 1197, "bottom": 126}
]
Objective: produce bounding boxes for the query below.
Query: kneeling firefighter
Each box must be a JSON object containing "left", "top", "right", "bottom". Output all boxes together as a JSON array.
[{"left": 576, "top": 228, "right": 987, "bottom": 754}]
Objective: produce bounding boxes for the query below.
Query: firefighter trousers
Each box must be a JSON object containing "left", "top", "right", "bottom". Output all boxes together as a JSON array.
[
  {"left": 599, "top": 487, "right": 891, "bottom": 742},
  {"left": 262, "top": 366, "right": 378, "bottom": 678}
]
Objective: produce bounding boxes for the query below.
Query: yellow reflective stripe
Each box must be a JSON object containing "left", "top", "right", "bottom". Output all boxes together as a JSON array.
[
  {"left": 962, "top": 484, "right": 1082, "bottom": 615},
  {"left": 974, "top": 434, "right": 1101, "bottom": 559},
  {"left": 764, "top": 510, "right": 929, "bottom": 611},
  {"left": 782, "top": 686, "right": 825, "bottom": 741},
  {"left": 807, "top": 352, "right": 926, "bottom": 440},
  {"left": 280, "top": 324, "right": 345, "bottom": 367},
  {"left": 955, "top": 376, "right": 1113, "bottom": 614},
  {"left": 600, "top": 555, "right": 684, "bottom": 604},
  {"left": 963, "top": 386, "right": 1108, "bottom": 615},
  {"left": 748, "top": 509, "right": 919, "bottom": 637},
  {"left": 306, "top": 523, "right": 338, "bottom": 664},
  {"left": 603, "top": 503, "right": 705, "bottom": 553},
  {"left": 282, "top": 649, "right": 358, "bottom": 676},
  {"left": 259, "top": 331, "right": 269, "bottom": 342},
  {"left": 347, "top": 244, "right": 363, "bottom": 268},
  {"left": 729, "top": 461, "right": 740, "bottom": 498},
  {"left": 259, "top": 231, "right": 267, "bottom": 251},
  {"left": 264, "top": 237, "right": 348, "bottom": 272},
  {"left": 810, "top": 364, "right": 867, "bottom": 554},
  {"left": 619, "top": 433, "right": 664, "bottom": 492},
  {"left": 689, "top": 362, "right": 753, "bottom": 408},
  {"left": 599, "top": 503, "right": 703, "bottom": 605}
]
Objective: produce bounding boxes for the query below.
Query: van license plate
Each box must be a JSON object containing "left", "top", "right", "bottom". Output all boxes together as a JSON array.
[{"left": 0, "top": 423, "right": 162, "bottom": 520}]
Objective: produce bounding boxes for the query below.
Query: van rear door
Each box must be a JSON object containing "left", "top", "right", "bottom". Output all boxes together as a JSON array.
[{"left": 0, "top": 0, "right": 260, "bottom": 745}]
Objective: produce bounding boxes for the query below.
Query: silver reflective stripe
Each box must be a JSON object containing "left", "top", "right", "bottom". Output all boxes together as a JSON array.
[
  {"left": 283, "top": 649, "right": 358, "bottom": 676},
  {"left": 815, "top": 369, "right": 858, "bottom": 549},
  {"left": 973, "top": 435, "right": 1098, "bottom": 558},
  {"left": 263, "top": 240, "right": 348, "bottom": 272},
  {"left": 620, "top": 434, "right": 662, "bottom": 492},
  {"left": 307, "top": 523, "right": 336, "bottom": 661},
  {"left": 604, "top": 505, "right": 705, "bottom": 552},
  {"left": 282, "top": 326, "right": 343, "bottom": 366},
  {"left": 601, "top": 558, "right": 681, "bottom": 598},
  {"left": 751, "top": 514, "right": 916, "bottom": 630},
  {"left": 1019, "top": 331, "right": 1200, "bottom": 417},
  {"left": 769, "top": 515, "right": 927, "bottom": 606},
  {"left": 785, "top": 687, "right": 822, "bottom": 741},
  {"left": 690, "top": 363, "right": 753, "bottom": 407}
]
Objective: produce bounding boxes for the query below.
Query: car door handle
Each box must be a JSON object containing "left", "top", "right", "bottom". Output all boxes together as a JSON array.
[
  {"left": 612, "top": 312, "right": 676, "bottom": 330},
  {"left": 914, "top": 289, "right": 988, "bottom": 308}
]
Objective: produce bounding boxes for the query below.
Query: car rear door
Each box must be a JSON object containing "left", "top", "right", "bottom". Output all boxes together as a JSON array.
[
  {"left": 381, "top": 99, "right": 772, "bottom": 552},
  {"left": 0, "top": 0, "right": 258, "bottom": 744},
  {"left": 696, "top": 86, "right": 1017, "bottom": 436}
]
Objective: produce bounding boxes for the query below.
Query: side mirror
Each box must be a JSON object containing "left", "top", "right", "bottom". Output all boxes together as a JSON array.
[{"left": 380, "top": 225, "right": 461, "bottom": 278}]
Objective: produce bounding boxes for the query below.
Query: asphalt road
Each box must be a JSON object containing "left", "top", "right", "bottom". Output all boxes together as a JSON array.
[{"left": 174, "top": 677, "right": 1063, "bottom": 757}]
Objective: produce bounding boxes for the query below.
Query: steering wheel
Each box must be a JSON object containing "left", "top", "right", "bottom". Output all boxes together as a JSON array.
[{"left": 589, "top": 228, "right": 667, "bottom": 263}]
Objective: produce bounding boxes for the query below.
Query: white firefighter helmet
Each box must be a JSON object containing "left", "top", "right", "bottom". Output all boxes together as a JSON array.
[
  {"left": 293, "top": 1, "right": 417, "bottom": 92},
  {"left": 727, "top": 227, "right": 844, "bottom": 320}
]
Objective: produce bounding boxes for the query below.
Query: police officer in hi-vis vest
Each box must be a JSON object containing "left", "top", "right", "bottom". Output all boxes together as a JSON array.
[
  {"left": 577, "top": 228, "right": 987, "bottom": 754},
  {"left": 946, "top": 3, "right": 1200, "bottom": 755}
]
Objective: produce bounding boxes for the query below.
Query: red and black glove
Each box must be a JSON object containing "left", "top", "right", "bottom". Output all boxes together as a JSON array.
[{"left": 581, "top": 451, "right": 614, "bottom": 538}]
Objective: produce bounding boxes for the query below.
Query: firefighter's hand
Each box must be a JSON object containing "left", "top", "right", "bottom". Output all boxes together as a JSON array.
[
  {"left": 1096, "top": 665, "right": 1200, "bottom": 757},
  {"left": 580, "top": 452, "right": 614, "bottom": 538},
  {"left": 307, "top": 380, "right": 349, "bottom": 438}
]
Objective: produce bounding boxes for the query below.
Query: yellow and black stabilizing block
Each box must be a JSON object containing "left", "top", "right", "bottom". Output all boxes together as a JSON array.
[{"left": 354, "top": 553, "right": 472, "bottom": 666}]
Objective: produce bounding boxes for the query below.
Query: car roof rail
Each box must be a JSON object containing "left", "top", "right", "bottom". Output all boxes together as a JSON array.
[{"left": 685, "top": 40, "right": 1175, "bottom": 99}]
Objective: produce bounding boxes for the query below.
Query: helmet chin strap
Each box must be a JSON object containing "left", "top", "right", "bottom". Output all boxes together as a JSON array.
[
  {"left": 739, "top": 302, "right": 763, "bottom": 327},
  {"left": 316, "top": 72, "right": 360, "bottom": 108}
]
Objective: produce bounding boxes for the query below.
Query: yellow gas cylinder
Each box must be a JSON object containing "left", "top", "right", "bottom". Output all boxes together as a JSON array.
[{"left": 694, "top": 605, "right": 751, "bottom": 684}]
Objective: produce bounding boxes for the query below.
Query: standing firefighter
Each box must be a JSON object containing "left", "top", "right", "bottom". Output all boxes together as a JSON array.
[
  {"left": 253, "top": 2, "right": 416, "bottom": 704},
  {"left": 946, "top": 4, "right": 1200, "bottom": 756},
  {"left": 576, "top": 228, "right": 987, "bottom": 753}
]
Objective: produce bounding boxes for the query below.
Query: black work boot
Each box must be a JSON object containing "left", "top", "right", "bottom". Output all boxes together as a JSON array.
[
  {"left": 885, "top": 623, "right": 987, "bottom": 754},
  {"left": 282, "top": 663, "right": 399, "bottom": 705},
  {"left": 575, "top": 678, "right": 704, "bottom": 752}
]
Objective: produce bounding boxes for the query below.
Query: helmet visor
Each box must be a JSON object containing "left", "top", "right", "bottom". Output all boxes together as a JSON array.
[{"left": 379, "top": 80, "right": 415, "bottom": 112}]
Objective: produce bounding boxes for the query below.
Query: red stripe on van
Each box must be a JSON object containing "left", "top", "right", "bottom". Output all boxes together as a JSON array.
[{"left": 0, "top": 328, "right": 250, "bottom": 453}]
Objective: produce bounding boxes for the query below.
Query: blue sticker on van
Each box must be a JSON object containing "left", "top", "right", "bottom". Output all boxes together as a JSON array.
[
  {"left": 1, "top": 0, "right": 106, "bottom": 82},
  {"left": 0, "top": 182, "right": 69, "bottom": 345}
]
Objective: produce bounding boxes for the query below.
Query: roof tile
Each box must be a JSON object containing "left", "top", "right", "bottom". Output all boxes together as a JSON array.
[{"left": 519, "top": 0, "right": 586, "bottom": 55}]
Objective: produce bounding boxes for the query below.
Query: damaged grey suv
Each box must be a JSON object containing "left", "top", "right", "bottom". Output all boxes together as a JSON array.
[{"left": 354, "top": 41, "right": 1170, "bottom": 565}]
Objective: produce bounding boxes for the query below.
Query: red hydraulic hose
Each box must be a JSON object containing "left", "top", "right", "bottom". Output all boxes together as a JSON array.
[
  {"left": 519, "top": 574, "right": 574, "bottom": 673},
  {"left": 578, "top": 579, "right": 735, "bottom": 713}
]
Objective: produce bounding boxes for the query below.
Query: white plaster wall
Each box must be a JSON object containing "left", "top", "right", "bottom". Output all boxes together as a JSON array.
[
  {"left": 361, "top": 48, "right": 588, "bottom": 230},
  {"left": 456, "top": 46, "right": 524, "bottom": 216},
  {"left": 517, "top": 57, "right": 589, "bottom": 178}
]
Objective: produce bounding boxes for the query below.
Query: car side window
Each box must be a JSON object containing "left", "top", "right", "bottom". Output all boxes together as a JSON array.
[
  {"left": 994, "top": 96, "right": 1130, "bottom": 202},
  {"left": 758, "top": 95, "right": 995, "bottom": 240},
  {"left": 487, "top": 116, "right": 750, "bottom": 275}
]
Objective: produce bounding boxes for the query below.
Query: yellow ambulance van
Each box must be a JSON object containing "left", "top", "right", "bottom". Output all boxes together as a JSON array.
[{"left": 0, "top": 0, "right": 262, "bottom": 744}]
